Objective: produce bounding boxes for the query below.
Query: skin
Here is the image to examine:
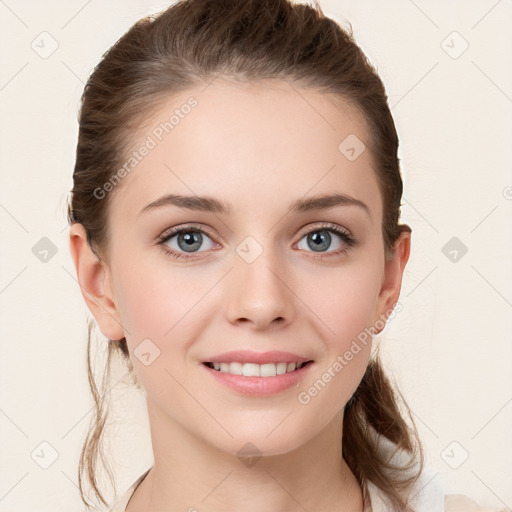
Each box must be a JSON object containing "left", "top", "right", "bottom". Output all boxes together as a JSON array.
[{"left": 69, "top": 78, "right": 411, "bottom": 512}]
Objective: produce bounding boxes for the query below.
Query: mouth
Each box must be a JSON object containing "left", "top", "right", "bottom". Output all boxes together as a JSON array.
[
  {"left": 200, "top": 350, "right": 315, "bottom": 395},
  {"left": 201, "top": 358, "right": 315, "bottom": 395},
  {"left": 202, "top": 360, "right": 314, "bottom": 377}
]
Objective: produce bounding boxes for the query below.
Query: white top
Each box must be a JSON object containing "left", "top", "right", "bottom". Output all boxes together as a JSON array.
[{"left": 109, "top": 466, "right": 493, "bottom": 512}]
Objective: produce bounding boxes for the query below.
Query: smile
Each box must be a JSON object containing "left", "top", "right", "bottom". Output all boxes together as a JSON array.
[
  {"left": 201, "top": 360, "right": 315, "bottom": 396},
  {"left": 203, "top": 361, "right": 312, "bottom": 377}
]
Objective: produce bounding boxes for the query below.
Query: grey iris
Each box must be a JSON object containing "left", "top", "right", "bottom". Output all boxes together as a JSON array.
[
  {"left": 178, "top": 231, "right": 203, "bottom": 252},
  {"left": 308, "top": 230, "right": 331, "bottom": 252}
]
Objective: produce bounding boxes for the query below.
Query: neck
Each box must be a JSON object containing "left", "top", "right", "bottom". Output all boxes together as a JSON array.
[{"left": 128, "top": 401, "right": 364, "bottom": 512}]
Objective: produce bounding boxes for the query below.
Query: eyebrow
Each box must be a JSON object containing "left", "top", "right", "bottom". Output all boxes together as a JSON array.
[{"left": 139, "top": 192, "right": 371, "bottom": 219}]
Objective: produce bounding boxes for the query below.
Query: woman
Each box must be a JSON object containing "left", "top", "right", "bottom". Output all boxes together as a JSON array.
[{"left": 67, "top": 0, "right": 497, "bottom": 510}]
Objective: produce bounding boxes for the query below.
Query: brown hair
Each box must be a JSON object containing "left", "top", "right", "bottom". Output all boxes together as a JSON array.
[{"left": 68, "top": 0, "right": 423, "bottom": 509}]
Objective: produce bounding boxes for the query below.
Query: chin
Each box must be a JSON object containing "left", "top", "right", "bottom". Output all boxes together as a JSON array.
[{"left": 209, "top": 430, "right": 308, "bottom": 461}]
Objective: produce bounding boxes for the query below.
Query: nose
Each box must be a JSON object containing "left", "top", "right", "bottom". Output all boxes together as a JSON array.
[{"left": 225, "top": 246, "right": 296, "bottom": 331}]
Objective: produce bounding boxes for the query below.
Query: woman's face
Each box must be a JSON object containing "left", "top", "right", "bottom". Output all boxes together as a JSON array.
[{"left": 76, "top": 79, "right": 409, "bottom": 457}]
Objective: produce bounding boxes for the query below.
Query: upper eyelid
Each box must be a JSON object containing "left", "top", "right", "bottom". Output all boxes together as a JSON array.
[
  {"left": 296, "top": 222, "right": 351, "bottom": 237},
  {"left": 158, "top": 223, "right": 217, "bottom": 242}
]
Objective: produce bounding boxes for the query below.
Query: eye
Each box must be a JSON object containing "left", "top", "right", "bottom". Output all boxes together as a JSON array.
[
  {"left": 156, "top": 222, "right": 356, "bottom": 262},
  {"left": 157, "top": 225, "right": 218, "bottom": 261},
  {"left": 296, "top": 223, "right": 356, "bottom": 258}
]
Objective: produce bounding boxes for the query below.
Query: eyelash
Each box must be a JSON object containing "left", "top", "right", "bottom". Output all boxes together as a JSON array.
[{"left": 156, "top": 223, "right": 356, "bottom": 261}]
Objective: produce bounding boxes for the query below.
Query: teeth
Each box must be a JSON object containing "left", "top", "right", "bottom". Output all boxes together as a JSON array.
[{"left": 209, "top": 361, "right": 307, "bottom": 377}]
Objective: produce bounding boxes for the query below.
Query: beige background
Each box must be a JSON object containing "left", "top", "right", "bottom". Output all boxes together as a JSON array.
[{"left": 0, "top": 0, "right": 511, "bottom": 510}]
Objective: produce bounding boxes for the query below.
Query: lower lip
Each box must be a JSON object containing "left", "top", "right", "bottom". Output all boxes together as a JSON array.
[{"left": 201, "top": 362, "right": 314, "bottom": 396}]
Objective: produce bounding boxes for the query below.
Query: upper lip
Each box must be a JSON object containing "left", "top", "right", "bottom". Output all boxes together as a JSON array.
[{"left": 202, "top": 350, "right": 313, "bottom": 365}]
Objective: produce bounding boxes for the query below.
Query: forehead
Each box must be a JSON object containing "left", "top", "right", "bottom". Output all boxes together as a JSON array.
[{"left": 108, "top": 79, "right": 382, "bottom": 224}]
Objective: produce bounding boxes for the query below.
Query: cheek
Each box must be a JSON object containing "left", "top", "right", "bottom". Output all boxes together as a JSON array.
[
  {"left": 114, "top": 258, "right": 207, "bottom": 337},
  {"left": 297, "top": 257, "right": 381, "bottom": 401},
  {"left": 304, "top": 258, "right": 382, "bottom": 347},
  {"left": 111, "top": 260, "right": 211, "bottom": 391}
]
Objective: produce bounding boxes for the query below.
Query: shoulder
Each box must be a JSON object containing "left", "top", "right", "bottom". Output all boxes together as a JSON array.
[
  {"left": 444, "top": 494, "right": 509, "bottom": 512},
  {"left": 365, "top": 434, "right": 504, "bottom": 512},
  {"left": 109, "top": 468, "right": 151, "bottom": 512},
  {"left": 367, "top": 480, "right": 504, "bottom": 512}
]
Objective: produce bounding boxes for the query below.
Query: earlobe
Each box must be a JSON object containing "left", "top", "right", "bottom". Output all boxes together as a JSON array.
[
  {"left": 68, "top": 223, "right": 125, "bottom": 341},
  {"left": 374, "top": 228, "right": 411, "bottom": 331}
]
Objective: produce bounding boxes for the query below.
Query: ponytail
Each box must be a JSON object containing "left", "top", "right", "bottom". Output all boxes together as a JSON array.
[{"left": 343, "top": 352, "right": 423, "bottom": 510}]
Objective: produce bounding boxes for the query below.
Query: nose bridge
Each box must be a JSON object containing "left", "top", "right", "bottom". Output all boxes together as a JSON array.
[{"left": 227, "top": 235, "right": 294, "bottom": 328}]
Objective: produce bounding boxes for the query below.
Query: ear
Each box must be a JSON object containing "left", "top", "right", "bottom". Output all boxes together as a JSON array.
[
  {"left": 373, "top": 227, "right": 411, "bottom": 332},
  {"left": 69, "top": 223, "right": 125, "bottom": 341}
]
